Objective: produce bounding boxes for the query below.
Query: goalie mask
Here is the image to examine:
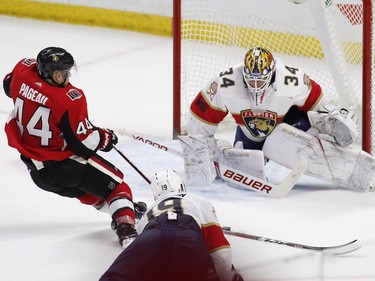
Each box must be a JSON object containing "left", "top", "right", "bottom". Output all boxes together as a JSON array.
[
  {"left": 151, "top": 169, "right": 187, "bottom": 201},
  {"left": 243, "top": 47, "right": 275, "bottom": 104}
]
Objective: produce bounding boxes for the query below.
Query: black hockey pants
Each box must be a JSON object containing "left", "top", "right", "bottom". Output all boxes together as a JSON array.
[
  {"left": 99, "top": 214, "right": 220, "bottom": 281},
  {"left": 21, "top": 154, "right": 121, "bottom": 199}
]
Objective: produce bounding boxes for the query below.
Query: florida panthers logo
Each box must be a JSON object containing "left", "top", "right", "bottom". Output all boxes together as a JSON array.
[
  {"left": 206, "top": 81, "right": 218, "bottom": 101},
  {"left": 241, "top": 110, "right": 277, "bottom": 138}
]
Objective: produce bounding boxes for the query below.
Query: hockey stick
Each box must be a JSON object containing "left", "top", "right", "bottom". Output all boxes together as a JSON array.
[
  {"left": 112, "top": 145, "right": 151, "bottom": 184},
  {"left": 214, "top": 158, "right": 307, "bottom": 198},
  {"left": 222, "top": 228, "right": 360, "bottom": 255},
  {"left": 117, "top": 129, "right": 183, "bottom": 157},
  {"left": 117, "top": 129, "right": 308, "bottom": 197}
]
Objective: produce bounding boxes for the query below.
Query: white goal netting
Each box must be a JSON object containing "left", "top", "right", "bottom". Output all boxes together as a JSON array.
[{"left": 178, "top": 0, "right": 374, "bottom": 149}]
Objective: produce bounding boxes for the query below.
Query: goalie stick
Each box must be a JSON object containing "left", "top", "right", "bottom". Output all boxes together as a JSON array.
[
  {"left": 221, "top": 227, "right": 359, "bottom": 255},
  {"left": 117, "top": 129, "right": 308, "bottom": 197},
  {"left": 213, "top": 157, "right": 307, "bottom": 198}
]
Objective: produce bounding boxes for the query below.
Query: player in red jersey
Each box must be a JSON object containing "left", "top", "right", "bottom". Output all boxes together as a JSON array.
[
  {"left": 3, "top": 47, "right": 140, "bottom": 247},
  {"left": 100, "top": 169, "right": 243, "bottom": 281}
]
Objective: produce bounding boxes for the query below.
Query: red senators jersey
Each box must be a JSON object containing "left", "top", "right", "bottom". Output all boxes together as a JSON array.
[{"left": 4, "top": 58, "right": 100, "bottom": 161}]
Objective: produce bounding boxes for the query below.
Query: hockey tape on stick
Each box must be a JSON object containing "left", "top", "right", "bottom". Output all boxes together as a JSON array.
[{"left": 117, "top": 129, "right": 307, "bottom": 197}]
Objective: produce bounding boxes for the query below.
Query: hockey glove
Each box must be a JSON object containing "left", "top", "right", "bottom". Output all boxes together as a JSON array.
[
  {"left": 3, "top": 72, "right": 12, "bottom": 97},
  {"left": 98, "top": 128, "right": 118, "bottom": 152},
  {"left": 134, "top": 201, "right": 147, "bottom": 219},
  {"left": 308, "top": 104, "right": 359, "bottom": 147}
]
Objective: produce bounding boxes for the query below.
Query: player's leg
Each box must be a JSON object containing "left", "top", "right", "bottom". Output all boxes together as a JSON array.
[
  {"left": 99, "top": 229, "right": 160, "bottom": 281},
  {"left": 171, "top": 216, "right": 220, "bottom": 281},
  {"left": 150, "top": 214, "right": 220, "bottom": 281},
  {"left": 219, "top": 130, "right": 267, "bottom": 181},
  {"left": 263, "top": 123, "right": 375, "bottom": 191},
  {"left": 82, "top": 154, "right": 137, "bottom": 246},
  {"left": 26, "top": 156, "right": 107, "bottom": 210},
  {"left": 25, "top": 154, "right": 137, "bottom": 245},
  {"left": 76, "top": 192, "right": 106, "bottom": 211},
  {"left": 179, "top": 134, "right": 218, "bottom": 185},
  {"left": 180, "top": 130, "right": 266, "bottom": 186},
  {"left": 25, "top": 156, "right": 87, "bottom": 198}
]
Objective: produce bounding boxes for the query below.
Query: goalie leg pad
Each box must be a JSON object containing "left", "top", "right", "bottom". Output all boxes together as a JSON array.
[
  {"left": 352, "top": 151, "right": 375, "bottom": 192},
  {"left": 178, "top": 135, "right": 217, "bottom": 186},
  {"left": 263, "top": 123, "right": 375, "bottom": 191},
  {"left": 263, "top": 124, "right": 334, "bottom": 184},
  {"left": 218, "top": 144, "right": 266, "bottom": 182}
]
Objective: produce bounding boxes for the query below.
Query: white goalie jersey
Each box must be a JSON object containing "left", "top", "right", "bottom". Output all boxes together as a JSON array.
[
  {"left": 184, "top": 57, "right": 366, "bottom": 192},
  {"left": 188, "top": 59, "right": 328, "bottom": 142}
]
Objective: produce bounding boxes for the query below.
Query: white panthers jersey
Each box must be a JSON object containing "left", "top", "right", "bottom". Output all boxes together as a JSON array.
[
  {"left": 188, "top": 59, "right": 328, "bottom": 142},
  {"left": 137, "top": 193, "right": 219, "bottom": 232}
]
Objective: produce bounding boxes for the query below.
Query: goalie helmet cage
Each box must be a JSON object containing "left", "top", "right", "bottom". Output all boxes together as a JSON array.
[{"left": 172, "top": 0, "right": 374, "bottom": 153}]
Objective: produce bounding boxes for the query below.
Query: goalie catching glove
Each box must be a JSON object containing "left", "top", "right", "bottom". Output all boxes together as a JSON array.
[{"left": 308, "top": 104, "right": 359, "bottom": 147}]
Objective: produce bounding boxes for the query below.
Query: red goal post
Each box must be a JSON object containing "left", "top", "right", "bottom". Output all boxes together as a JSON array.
[{"left": 173, "top": 0, "right": 374, "bottom": 153}]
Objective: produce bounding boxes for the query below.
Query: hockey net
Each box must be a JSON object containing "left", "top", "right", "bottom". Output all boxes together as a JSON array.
[{"left": 173, "top": 0, "right": 374, "bottom": 152}]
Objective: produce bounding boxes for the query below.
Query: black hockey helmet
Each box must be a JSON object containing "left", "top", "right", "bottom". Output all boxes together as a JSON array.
[{"left": 36, "top": 47, "right": 75, "bottom": 80}]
